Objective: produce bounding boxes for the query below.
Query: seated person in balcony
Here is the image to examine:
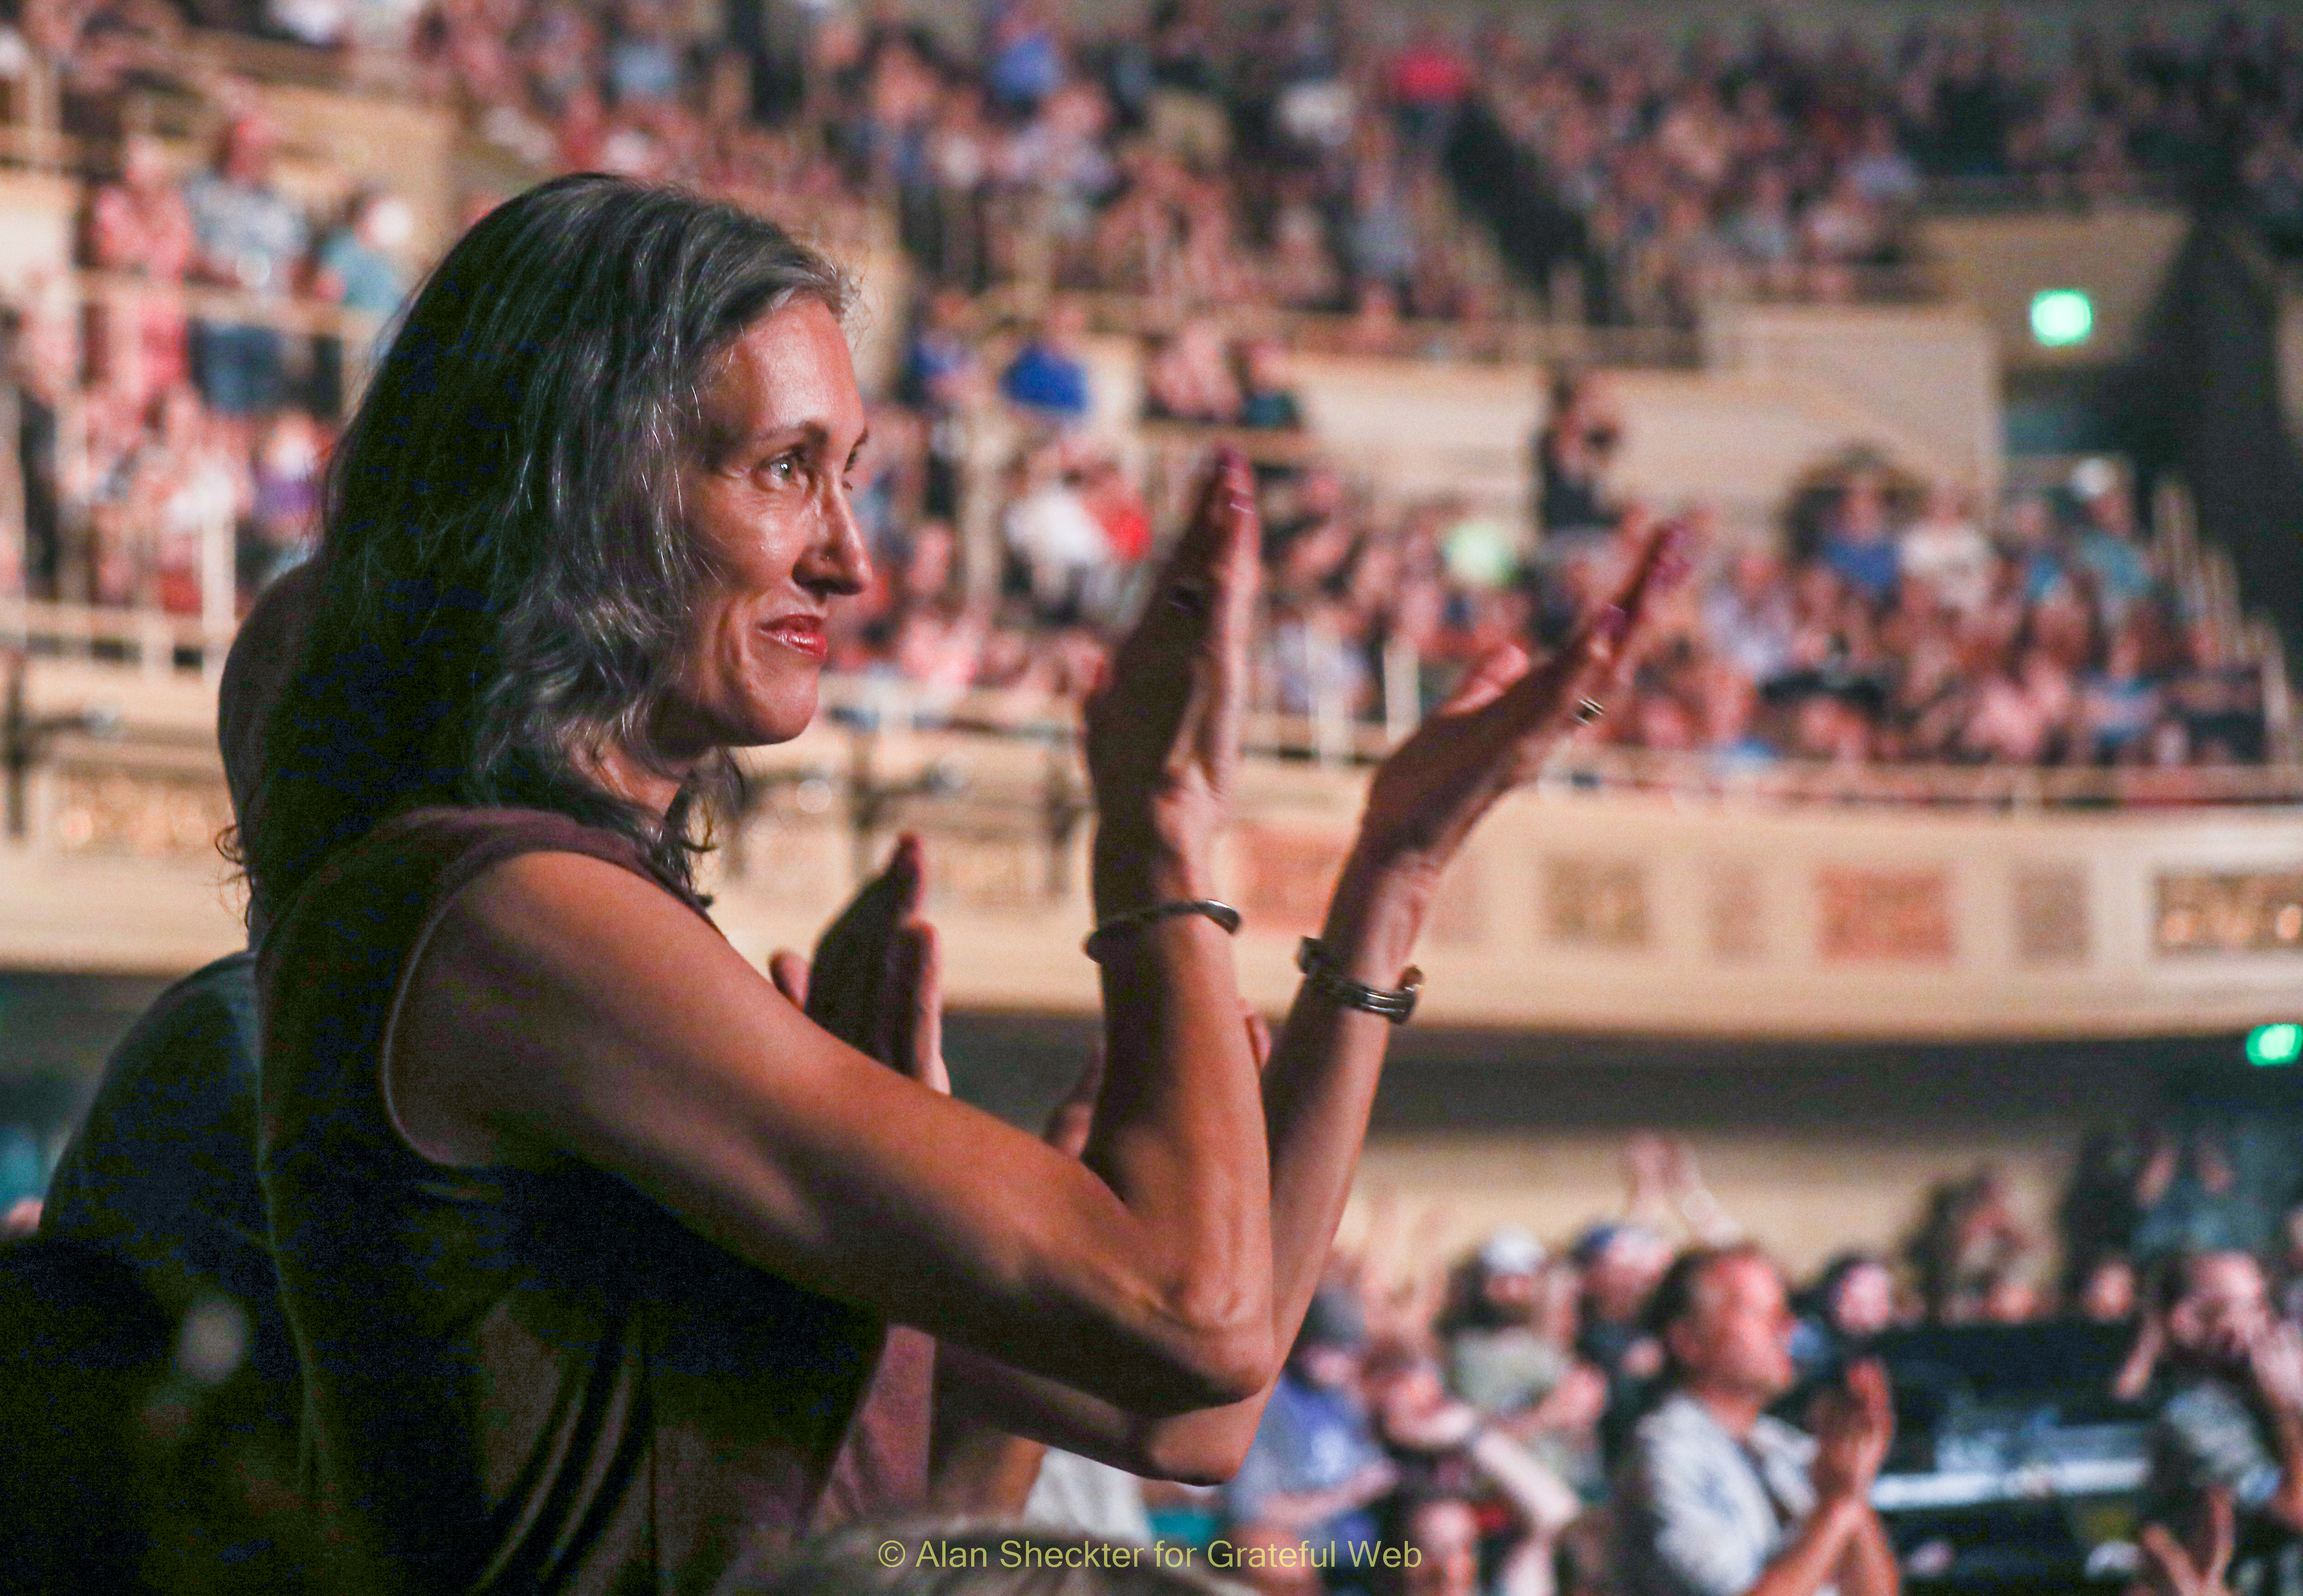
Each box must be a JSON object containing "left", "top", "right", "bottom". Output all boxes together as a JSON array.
[
  {"left": 2142, "top": 1250, "right": 2303, "bottom": 1594},
  {"left": 1533, "top": 368, "right": 1621, "bottom": 544},
  {"left": 1236, "top": 339, "right": 1305, "bottom": 431},
  {"left": 1143, "top": 319, "right": 1241, "bottom": 425},
  {"left": 1895, "top": 485, "right": 1991, "bottom": 618},
  {"left": 1816, "top": 469, "right": 1900, "bottom": 607},
  {"left": 238, "top": 174, "right": 1682, "bottom": 1593},
  {"left": 1613, "top": 1245, "right": 1899, "bottom": 1596},
  {"left": 999, "top": 299, "right": 1094, "bottom": 425},
  {"left": 85, "top": 132, "right": 196, "bottom": 407},
  {"left": 310, "top": 186, "right": 415, "bottom": 406},
  {"left": 182, "top": 112, "right": 309, "bottom": 421}
]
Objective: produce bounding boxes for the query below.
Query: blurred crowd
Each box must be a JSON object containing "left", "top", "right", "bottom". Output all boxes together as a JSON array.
[
  {"left": 11, "top": 0, "right": 2302, "bottom": 332},
  {"left": 994, "top": 1118, "right": 2303, "bottom": 1596},
  {"left": 0, "top": 0, "right": 2284, "bottom": 773},
  {"left": 1531, "top": 378, "right": 2267, "bottom": 771},
  {"left": 20, "top": 1111, "right": 2296, "bottom": 1595},
  {"left": 9, "top": 106, "right": 406, "bottom": 610},
  {"left": 812, "top": 331, "right": 2266, "bottom": 772},
  {"left": 1457, "top": 10, "right": 2303, "bottom": 326}
]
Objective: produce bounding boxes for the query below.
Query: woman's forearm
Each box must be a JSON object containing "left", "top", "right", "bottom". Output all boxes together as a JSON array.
[
  {"left": 1257, "top": 848, "right": 1434, "bottom": 1348},
  {"left": 935, "top": 852, "right": 1435, "bottom": 1480},
  {"left": 1079, "top": 825, "right": 1275, "bottom": 1396}
]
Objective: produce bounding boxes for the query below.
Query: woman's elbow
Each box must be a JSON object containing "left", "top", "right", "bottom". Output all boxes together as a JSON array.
[{"left": 1154, "top": 1297, "right": 1275, "bottom": 1411}]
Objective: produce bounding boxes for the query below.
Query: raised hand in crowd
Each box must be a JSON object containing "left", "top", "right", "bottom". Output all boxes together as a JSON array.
[
  {"left": 2137, "top": 1487, "right": 2236, "bottom": 1596},
  {"left": 1809, "top": 1359, "right": 1895, "bottom": 1507},
  {"left": 2248, "top": 1321, "right": 2303, "bottom": 1416}
]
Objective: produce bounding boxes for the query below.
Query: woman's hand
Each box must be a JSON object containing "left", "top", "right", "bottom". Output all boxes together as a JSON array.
[
  {"left": 769, "top": 833, "right": 946, "bottom": 1093},
  {"left": 1352, "top": 517, "right": 1685, "bottom": 892},
  {"left": 1082, "top": 447, "right": 1260, "bottom": 909}
]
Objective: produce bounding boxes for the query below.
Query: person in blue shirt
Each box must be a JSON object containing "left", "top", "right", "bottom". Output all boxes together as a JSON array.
[
  {"left": 1816, "top": 469, "right": 1900, "bottom": 606},
  {"left": 1224, "top": 1287, "right": 1396, "bottom": 1575},
  {"left": 38, "top": 566, "right": 315, "bottom": 1399},
  {"left": 1000, "top": 301, "right": 1094, "bottom": 424}
]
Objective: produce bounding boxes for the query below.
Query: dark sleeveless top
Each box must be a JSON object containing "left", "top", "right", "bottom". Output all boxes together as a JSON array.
[{"left": 256, "top": 807, "right": 931, "bottom": 1596}]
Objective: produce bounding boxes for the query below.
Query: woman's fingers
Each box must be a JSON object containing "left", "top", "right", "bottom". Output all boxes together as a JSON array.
[
  {"left": 1113, "top": 447, "right": 1250, "bottom": 665},
  {"left": 1198, "top": 454, "right": 1261, "bottom": 764},
  {"left": 1489, "top": 517, "right": 1688, "bottom": 738},
  {"left": 805, "top": 833, "right": 928, "bottom": 1062},
  {"left": 1438, "top": 643, "right": 1531, "bottom": 717},
  {"left": 1242, "top": 1005, "right": 1273, "bottom": 1072},
  {"left": 767, "top": 950, "right": 810, "bottom": 1009},
  {"left": 891, "top": 920, "right": 949, "bottom": 1095},
  {"left": 1087, "top": 445, "right": 1259, "bottom": 817}
]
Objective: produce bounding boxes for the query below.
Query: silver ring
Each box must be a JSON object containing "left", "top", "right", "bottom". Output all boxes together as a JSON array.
[
  {"left": 1167, "top": 579, "right": 1210, "bottom": 618},
  {"left": 1573, "top": 697, "right": 1606, "bottom": 726}
]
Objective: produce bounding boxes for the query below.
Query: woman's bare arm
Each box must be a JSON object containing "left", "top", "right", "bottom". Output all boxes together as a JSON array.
[
  {"left": 935, "top": 520, "right": 1686, "bottom": 1477},
  {"left": 395, "top": 857, "right": 1268, "bottom": 1416},
  {"left": 391, "top": 455, "right": 1273, "bottom": 1420}
]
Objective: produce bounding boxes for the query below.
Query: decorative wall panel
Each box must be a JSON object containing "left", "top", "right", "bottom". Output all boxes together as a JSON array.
[
  {"left": 1817, "top": 865, "right": 1953, "bottom": 962},
  {"left": 2156, "top": 871, "right": 2303, "bottom": 954},
  {"left": 2013, "top": 865, "right": 2090, "bottom": 964},
  {"left": 1544, "top": 857, "right": 1649, "bottom": 949}
]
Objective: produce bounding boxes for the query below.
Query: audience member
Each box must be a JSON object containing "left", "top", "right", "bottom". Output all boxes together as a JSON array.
[
  {"left": 1225, "top": 1288, "right": 1396, "bottom": 1568},
  {"left": 1000, "top": 302, "right": 1095, "bottom": 425},
  {"left": 84, "top": 133, "right": 195, "bottom": 407},
  {"left": 2143, "top": 1251, "right": 2303, "bottom": 1596},
  {"left": 181, "top": 113, "right": 308, "bottom": 418},
  {"left": 1613, "top": 1245, "right": 1899, "bottom": 1596}
]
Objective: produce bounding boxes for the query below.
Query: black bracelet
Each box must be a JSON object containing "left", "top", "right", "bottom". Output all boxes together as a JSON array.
[
  {"left": 1083, "top": 899, "right": 1243, "bottom": 962},
  {"left": 1296, "top": 936, "right": 1422, "bottom": 1024}
]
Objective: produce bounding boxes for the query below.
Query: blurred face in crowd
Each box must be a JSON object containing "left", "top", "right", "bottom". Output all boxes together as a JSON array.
[
  {"left": 1830, "top": 1261, "right": 1896, "bottom": 1338},
  {"left": 221, "top": 116, "right": 275, "bottom": 184},
  {"left": 2170, "top": 1251, "right": 2272, "bottom": 1369},
  {"left": 1588, "top": 1228, "right": 1672, "bottom": 1322},
  {"left": 2079, "top": 1256, "right": 2137, "bottom": 1322},
  {"left": 1671, "top": 1253, "right": 1797, "bottom": 1403},
  {"left": 1291, "top": 1341, "right": 1359, "bottom": 1392},
  {"left": 1365, "top": 1347, "right": 1449, "bottom": 1438},
  {"left": 1402, "top": 1500, "right": 1479, "bottom": 1596},
  {"left": 1480, "top": 1261, "right": 1540, "bottom": 1321}
]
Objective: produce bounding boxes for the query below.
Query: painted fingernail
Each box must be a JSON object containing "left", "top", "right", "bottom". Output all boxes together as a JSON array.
[
  {"left": 1594, "top": 604, "right": 1630, "bottom": 644},
  {"left": 1654, "top": 550, "right": 1694, "bottom": 589}
]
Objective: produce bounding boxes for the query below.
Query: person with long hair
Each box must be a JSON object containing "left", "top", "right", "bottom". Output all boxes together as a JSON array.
[{"left": 241, "top": 172, "right": 1677, "bottom": 1594}]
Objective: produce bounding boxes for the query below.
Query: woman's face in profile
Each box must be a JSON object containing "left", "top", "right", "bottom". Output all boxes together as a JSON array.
[{"left": 661, "top": 298, "right": 872, "bottom": 756}]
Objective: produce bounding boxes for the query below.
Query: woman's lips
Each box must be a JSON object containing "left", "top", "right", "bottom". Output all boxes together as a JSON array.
[{"left": 761, "top": 615, "right": 828, "bottom": 662}]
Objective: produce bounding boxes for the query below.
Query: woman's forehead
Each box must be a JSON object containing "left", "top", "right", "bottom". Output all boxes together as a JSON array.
[{"left": 703, "top": 300, "right": 864, "bottom": 447}]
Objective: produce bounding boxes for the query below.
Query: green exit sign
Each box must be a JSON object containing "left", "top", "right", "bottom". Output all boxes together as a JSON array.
[
  {"left": 2247, "top": 1024, "right": 2303, "bottom": 1067},
  {"left": 2030, "top": 289, "right": 2094, "bottom": 347}
]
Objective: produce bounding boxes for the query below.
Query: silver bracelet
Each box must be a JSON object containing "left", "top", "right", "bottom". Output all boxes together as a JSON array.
[
  {"left": 1296, "top": 936, "right": 1422, "bottom": 1024},
  {"left": 1083, "top": 899, "right": 1242, "bottom": 962}
]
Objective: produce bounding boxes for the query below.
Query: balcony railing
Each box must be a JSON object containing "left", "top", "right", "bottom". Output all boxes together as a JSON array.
[{"left": 8, "top": 600, "right": 2301, "bottom": 815}]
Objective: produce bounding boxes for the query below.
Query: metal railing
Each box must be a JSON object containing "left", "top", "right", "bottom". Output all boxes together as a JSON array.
[
  {"left": 965, "top": 284, "right": 1704, "bottom": 370},
  {"left": 7, "top": 599, "right": 2299, "bottom": 814}
]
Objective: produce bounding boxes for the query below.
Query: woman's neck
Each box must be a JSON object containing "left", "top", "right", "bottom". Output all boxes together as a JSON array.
[{"left": 588, "top": 740, "right": 690, "bottom": 823}]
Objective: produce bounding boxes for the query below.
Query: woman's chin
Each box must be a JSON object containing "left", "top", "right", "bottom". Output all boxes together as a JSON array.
[{"left": 739, "top": 683, "right": 822, "bottom": 747}]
